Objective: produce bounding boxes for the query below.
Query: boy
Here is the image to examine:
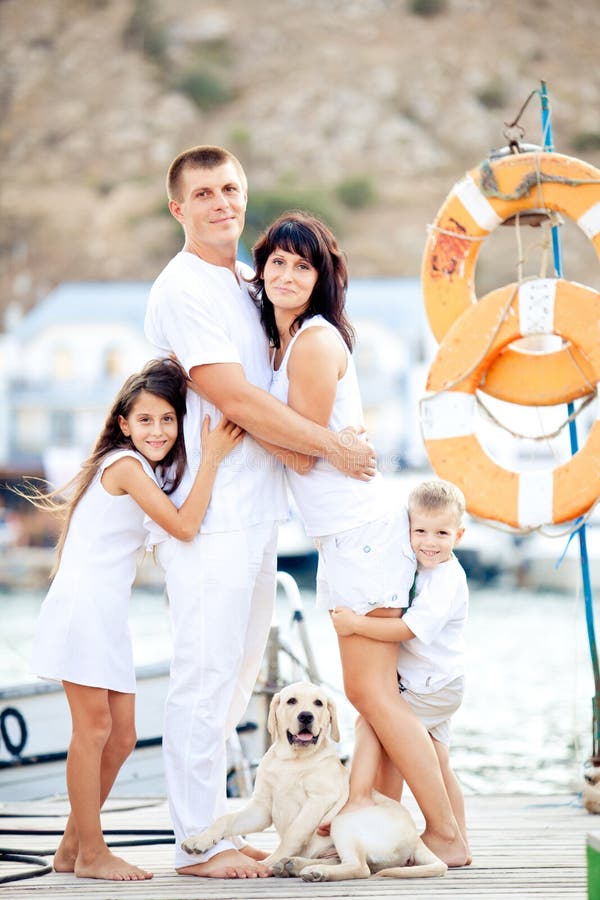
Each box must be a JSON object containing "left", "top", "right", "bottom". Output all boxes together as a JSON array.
[{"left": 330, "top": 479, "right": 470, "bottom": 862}]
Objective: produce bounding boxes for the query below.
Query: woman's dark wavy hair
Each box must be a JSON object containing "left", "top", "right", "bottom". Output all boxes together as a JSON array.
[
  {"left": 249, "top": 211, "right": 355, "bottom": 351},
  {"left": 18, "top": 358, "right": 188, "bottom": 576}
]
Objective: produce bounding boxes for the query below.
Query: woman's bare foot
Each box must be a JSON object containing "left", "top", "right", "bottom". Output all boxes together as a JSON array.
[
  {"left": 177, "top": 848, "right": 272, "bottom": 878},
  {"left": 240, "top": 843, "right": 270, "bottom": 861},
  {"left": 52, "top": 835, "right": 78, "bottom": 873},
  {"left": 75, "top": 849, "right": 153, "bottom": 881},
  {"left": 421, "top": 828, "right": 469, "bottom": 867}
]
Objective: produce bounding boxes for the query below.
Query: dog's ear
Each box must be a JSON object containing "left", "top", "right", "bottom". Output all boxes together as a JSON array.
[
  {"left": 267, "top": 691, "right": 282, "bottom": 741},
  {"left": 327, "top": 694, "right": 340, "bottom": 743}
]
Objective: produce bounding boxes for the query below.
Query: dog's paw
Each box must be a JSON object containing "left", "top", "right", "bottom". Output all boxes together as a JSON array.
[
  {"left": 301, "top": 865, "right": 329, "bottom": 882},
  {"left": 271, "top": 858, "right": 292, "bottom": 877},
  {"left": 181, "top": 831, "right": 217, "bottom": 855}
]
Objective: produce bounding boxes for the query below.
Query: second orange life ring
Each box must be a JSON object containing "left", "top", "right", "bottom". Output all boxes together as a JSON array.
[{"left": 421, "top": 278, "right": 600, "bottom": 528}]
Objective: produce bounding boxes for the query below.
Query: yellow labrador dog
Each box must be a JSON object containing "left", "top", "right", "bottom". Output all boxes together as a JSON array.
[{"left": 182, "top": 681, "right": 447, "bottom": 881}]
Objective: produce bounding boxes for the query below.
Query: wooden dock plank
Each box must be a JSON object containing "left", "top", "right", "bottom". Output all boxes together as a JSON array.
[{"left": 0, "top": 793, "right": 591, "bottom": 899}]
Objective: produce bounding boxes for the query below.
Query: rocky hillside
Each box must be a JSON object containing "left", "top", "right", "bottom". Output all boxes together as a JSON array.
[{"left": 2, "top": 0, "right": 600, "bottom": 319}]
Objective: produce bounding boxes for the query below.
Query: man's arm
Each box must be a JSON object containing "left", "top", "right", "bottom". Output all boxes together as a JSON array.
[{"left": 190, "top": 362, "right": 376, "bottom": 479}]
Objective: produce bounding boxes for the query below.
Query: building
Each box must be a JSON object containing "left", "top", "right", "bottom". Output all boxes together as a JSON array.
[{"left": 0, "top": 277, "right": 430, "bottom": 486}]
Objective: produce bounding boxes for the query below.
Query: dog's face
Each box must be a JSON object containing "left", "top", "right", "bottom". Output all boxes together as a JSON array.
[{"left": 267, "top": 681, "right": 340, "bottom": 756}]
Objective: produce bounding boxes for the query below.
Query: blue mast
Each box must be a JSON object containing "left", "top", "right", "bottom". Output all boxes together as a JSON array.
[{"left": 540, "top": 80, "right": 600, "bottom": 762}]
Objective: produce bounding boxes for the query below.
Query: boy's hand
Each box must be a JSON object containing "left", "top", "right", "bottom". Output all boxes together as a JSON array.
[
  {"left": 201, "top": 415, "right": 244, "bottom": 467},
  {"left": 331, "top": 607, "right": 360, "bottom": 637}
]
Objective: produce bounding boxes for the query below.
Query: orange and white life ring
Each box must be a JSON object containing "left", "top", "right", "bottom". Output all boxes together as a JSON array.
[
  {"left": 421, "top": 278, "right": 600, "bottom": 528},
  {"left": 421, "top": 150, "right": 600, "bottom": 406}
]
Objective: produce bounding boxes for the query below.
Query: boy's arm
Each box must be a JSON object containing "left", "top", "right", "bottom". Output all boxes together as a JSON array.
[{"left": 331, "top": 607, "right": 415, "bottom": 642}]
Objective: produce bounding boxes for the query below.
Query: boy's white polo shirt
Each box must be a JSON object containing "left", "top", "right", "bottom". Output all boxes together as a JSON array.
[
  {"left": 145, "top": 251, "right": 288, "bottom": 534},
  {"left": 397, "top": 554, "right": 468, "bottom": 694}
]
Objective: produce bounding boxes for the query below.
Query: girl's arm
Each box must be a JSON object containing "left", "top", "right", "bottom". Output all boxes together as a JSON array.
[
  {"left": 101, "top": 416, "right": 243, "bottom": 541},
  {"left": 331, "top": 607, "right": 416, "bottom": 642}
]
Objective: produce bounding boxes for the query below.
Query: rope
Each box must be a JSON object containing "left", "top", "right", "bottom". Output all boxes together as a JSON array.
[
  {"left": 479, "top": 159, "right": 600, "bottom": 201},
  {"left": 425, "top": 224, "right": 486, "bottom": 242},
  {"left": 475, "top": 392, "right": 596, "bottom": 442}
]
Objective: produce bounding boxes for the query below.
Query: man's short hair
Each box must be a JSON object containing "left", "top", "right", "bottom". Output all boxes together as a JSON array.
[
  {"left": 408, "top": 479, "right": 466, "bottom": 525},
  {"left": 167, "top": 145, "right": 247, "bottom": 201}
]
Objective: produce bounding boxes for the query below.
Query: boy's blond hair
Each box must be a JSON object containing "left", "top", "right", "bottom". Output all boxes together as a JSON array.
[{"left": 408, "top": 479, "right": 465, "bottom": 526}]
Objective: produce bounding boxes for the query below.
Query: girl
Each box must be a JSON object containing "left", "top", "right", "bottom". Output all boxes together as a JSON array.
[
  {"left": 27, "top": 357, "right": 243, "bottom": 882},
  {"left": 249, "top": 212, "right": 468, "bottom": 867}
]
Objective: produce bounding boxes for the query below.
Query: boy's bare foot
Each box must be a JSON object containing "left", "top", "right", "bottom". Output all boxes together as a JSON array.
[
  {"left": 75, "top": 849, "right": 153, "bottom": 880},
  {"left": 421, "top": 828, "right": 469, "bottom": 867},
  {"left": 240, "top": 843, "right": 270, "bottom": 861},
  {"left": 177, "top": 848, "right": 272, "bottom": 878}
]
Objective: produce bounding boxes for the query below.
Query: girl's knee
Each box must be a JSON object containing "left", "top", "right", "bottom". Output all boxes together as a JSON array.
[{"left": 106, "top": 724, "right": 137, "bottom": 760}]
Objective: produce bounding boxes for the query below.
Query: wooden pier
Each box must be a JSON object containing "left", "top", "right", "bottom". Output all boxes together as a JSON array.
[{"left": 0, "top": 791, "right": 591, "bottom": 898}]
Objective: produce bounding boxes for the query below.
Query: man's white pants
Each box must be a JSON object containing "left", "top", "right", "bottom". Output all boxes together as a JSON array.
[{"left": 158, "top": 521, "right": 278, "bottom": 869}]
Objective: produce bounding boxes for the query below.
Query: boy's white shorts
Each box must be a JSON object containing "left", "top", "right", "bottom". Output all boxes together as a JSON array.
[
  {"left": 314, "top": 510, "right": 415, "bottom": 616},
  {"left": 399, "top": 675, "right": 465, "bottom": 745}
]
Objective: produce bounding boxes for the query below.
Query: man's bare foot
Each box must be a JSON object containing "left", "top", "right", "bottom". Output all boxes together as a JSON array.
[
  {"left": 421, "top": 828, "right": 469, "bottom": 867},
  {"left": 177, "top": 848, "right": 272, "bottom": 878},
  {"left": 75, "top": 849, "right": 153, "bottom": 880},
  {"left": 240, "top": 843, "right": 270, "bottom": 861},
  {"left": 52, "top": 836, "right": 78, "bottom": 873}
]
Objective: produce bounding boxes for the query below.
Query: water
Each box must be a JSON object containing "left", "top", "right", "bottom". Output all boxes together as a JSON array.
[{"left": 0, "top": 569, "right": 595, "bottom": 797}]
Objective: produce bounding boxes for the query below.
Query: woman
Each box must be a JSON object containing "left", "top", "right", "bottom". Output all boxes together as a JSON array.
[{"left": 249, "top": 211, "right": 468, "bottom": 867}]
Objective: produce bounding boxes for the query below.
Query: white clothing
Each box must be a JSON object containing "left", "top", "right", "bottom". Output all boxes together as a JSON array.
[
  {"left": 397, "top": 554, "right": 468, "bottom": 694},
  {"left": 314, "top": 510, "right": 414, "bottom": 614},
  {"left": 145, "top": 250, "right": 284, "bottom": 866},
  {"left": 399, "top": 675, "right": 465, "bottom": 745},
  {"left": 144, "top": 250, "right": 287, "bottom": 535},
  {"left": 30, "top": 450, "right": 159, "bottom": 693},
  {"left": 269, "top": 316, "right": 387, "bottom": 536},
  {"left": 158, "top": 522, "right": 278, "bottom": 868}
]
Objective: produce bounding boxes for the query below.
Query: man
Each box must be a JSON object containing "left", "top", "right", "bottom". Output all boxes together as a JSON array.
[{"left": 144, "top": 145, "right": 376, "bottom": 878}]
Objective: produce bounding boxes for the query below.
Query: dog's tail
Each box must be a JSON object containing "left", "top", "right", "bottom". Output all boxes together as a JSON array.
[
  {"left": 374, "top": 839, "right": 447, "bottom": 879},
  {"left": 373, "top": 860, "right": 447, "bottom": 878}
]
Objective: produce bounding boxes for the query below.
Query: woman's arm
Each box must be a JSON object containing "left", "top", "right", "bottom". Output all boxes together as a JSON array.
[
  {"left": 101, "top": 417, "right": 243, "bottom": 541},
  {"left": 331, "top": 607, "right": 416, "bottom": 642}
]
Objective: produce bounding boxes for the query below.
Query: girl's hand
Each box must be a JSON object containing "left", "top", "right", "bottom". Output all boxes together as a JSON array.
[
  {"left": 331, "top": 607, "right": 359, "bottom": 637},
  {"left": 201, "top": 415, "right": 245, "bottom": 467}
]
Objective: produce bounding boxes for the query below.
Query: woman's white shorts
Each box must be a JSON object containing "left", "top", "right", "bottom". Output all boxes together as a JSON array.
[{"left": 314, "top": 510, "right": 415, "bottom": 616}]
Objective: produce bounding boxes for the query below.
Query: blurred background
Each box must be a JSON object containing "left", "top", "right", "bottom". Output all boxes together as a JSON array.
[{"left": 2, "top": 0, "right": 600, "bottom": 797}]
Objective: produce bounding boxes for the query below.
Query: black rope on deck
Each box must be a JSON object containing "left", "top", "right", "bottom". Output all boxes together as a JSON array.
[{"left": 0, "top": 851, "right": 52, "bottom": 884}]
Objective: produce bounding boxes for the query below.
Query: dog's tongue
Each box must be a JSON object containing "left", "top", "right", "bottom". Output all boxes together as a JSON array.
[{"left": 295, "top": 731, "right": 314, "bottom": 742}]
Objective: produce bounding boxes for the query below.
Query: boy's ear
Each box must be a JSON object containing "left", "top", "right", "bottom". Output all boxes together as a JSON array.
[{"left": 454, "top": 526, "right": 465, "bottom": 547}]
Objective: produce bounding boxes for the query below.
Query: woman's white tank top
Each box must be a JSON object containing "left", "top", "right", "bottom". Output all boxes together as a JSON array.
[{"left": 269, "top": 315, "right": 387, "bottom": 536}]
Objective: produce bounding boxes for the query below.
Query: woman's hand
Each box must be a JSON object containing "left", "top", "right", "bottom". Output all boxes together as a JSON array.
[
  {"left": 331, "top": 607, "right": 360, "bottom": 637},
  {"left": 201, "top": 415, "right": 244, "bottom": 468}
]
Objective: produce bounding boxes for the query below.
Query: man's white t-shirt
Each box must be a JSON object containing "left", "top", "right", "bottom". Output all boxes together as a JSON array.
[
  {"left": 144, "top": 251, "right": 288, "bottom": 534},
  {"left": 397, "top": 554, "right": 468, "bottom": 694}
]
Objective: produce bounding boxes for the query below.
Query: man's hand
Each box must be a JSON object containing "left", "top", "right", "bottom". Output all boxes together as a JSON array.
[
  {"left": 331, "top": 607, "right": 360, "bottom": 637},
  {"left": 327, "top": 426, "right": 377, "bottom": 481}
]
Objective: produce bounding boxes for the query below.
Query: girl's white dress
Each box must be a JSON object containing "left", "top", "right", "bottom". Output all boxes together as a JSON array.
[{"left": 30, "top": 449, "right": 160, "bottom": 693}]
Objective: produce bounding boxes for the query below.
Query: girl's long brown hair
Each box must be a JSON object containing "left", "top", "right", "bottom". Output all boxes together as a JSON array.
[
  {"left": 249, "top": 210, "right": 355, "bottom": 351},
  {"left": 19, "top": 358, "right": 188, "bottom": 577}
]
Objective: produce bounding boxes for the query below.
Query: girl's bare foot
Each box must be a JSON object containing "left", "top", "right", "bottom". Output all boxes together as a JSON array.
[
  {"left": 177, "top": 848, "right": 272, "bottom": 878},
  {"left": 75, "top": 849, "right": 153, "bottom": 881}
]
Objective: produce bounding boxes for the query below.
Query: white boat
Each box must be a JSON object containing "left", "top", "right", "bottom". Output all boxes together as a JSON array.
[{"left": 0, "top": 572, "right": 322, "bottom": 802}]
